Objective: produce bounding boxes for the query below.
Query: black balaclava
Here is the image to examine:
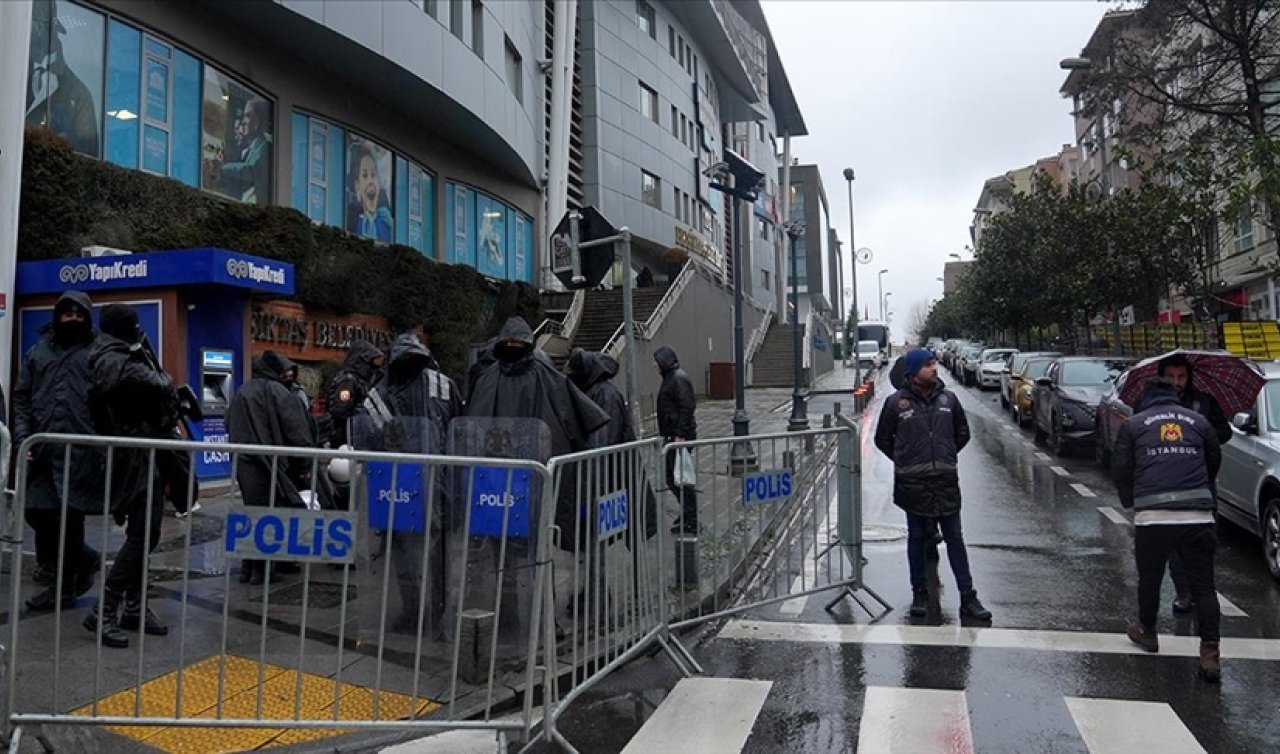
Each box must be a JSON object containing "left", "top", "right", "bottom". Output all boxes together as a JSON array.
[
  {"left": 52, "top": 294, "right": 93, "bottom": 345},
  {"left": 99, "top": 304, "right": 141, "bottom": 344}
]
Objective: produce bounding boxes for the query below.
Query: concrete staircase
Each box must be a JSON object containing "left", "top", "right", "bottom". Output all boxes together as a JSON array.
[
  {"left": 751, "top": 322, "right": 802, "bottom": 388},
  {"left": 555, "top": 287, "right": 669, "bottom": 368}
]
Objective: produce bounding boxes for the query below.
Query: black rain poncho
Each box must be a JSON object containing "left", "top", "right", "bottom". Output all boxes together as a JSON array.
[
  {"left": 13, "top": 291, "right": 102, "bottom": 513},
  {"left": 227, "top": 352, "right": 315, "bottom": 509},
  {"left": 568, "top": 350, "right": 635, "bottom": 449},
  {"left": 465, "top": 317, "right": 609, "bottom": 456},
  {"left": 327, "top": 339, "right": 385, "bottom": 447}
]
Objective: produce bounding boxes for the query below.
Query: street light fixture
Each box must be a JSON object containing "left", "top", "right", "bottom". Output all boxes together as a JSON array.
[
  {"left": 877, "top": 269, "right": 888, "bottom": 321},
  {"left": 708, "top": 148, "right": 764, "bottom": 472},
  {"left": 883, "top": 291, "right": 893, "bottom": 323},
  {"left": 784, "top": 220, "right": 809, "bottom": 432},
  {"left": 843, "top": 168, "right": 860, "bottom": 383}
]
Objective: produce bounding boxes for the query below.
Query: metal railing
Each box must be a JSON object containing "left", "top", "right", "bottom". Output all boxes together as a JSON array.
[
  {"left": 744, "top": 300, "right": 776, "bottom": 365},
  {"left": 2, "top": 415, "right": 885, "bottom": 753},
  {"left": 2, "top": 433, "right": 557, "bottom": 752}
]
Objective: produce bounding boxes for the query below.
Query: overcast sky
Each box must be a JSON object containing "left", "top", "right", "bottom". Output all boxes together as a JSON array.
[{"left": 762, "top": 0, "right": 1112, "bottom": 343}]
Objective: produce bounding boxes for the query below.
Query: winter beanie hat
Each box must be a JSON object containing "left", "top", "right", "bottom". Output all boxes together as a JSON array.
[
  {"left": 100, "top": 304, "right": 141, "bottom": 343},
  {"left": 902, "top": 348, "right": 934, "bottom": 379}
]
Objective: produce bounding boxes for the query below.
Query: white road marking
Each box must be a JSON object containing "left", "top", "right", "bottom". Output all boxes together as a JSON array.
[
  {"left": 1070, "top": 483, "right": 1097, "bottom": 498},
  {"left": 1035, "top": 452, "right": 1051, "bottom": 462},
  {"left": 1051, "top": 466, "right": 1070, "bottom": 477},
  {"left": 1097, "top": 506, "right": 1130, "bottom": 526},
  {"left": 1218, "top": 593, "right": 1247, "bottom": 618},
  {"left": 857, "top": 687, "right": 973, "bottom": 754},
  {"left": 620, "top": 678, "right": 771, "bottom": 754},
  {"left": 717, "top": 619, "right": 1280, "bottom": 661},
  {"left": 1065, "top": 697, "right": 1206, "bottom": 754}
]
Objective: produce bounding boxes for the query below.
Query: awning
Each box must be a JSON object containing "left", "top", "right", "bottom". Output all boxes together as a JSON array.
[{"left": 17, "top": 247, "right": 296, "bottom": 296}]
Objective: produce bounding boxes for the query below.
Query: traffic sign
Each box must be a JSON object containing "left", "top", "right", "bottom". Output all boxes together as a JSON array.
[{"left": 550, "top": 206, "right": 618, "bottom": 289}]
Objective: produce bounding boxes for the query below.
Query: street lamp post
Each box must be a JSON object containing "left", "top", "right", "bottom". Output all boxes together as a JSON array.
[
  {"left": 709, "top": 149, "right": 764, "bottom": 472},
  {"left": 883, "top": 291, "right": 893, "bottom": 323},
  {"left": 843, "top": 168, "right": 860, "bottom": 390},
  {"left": 877, "top": 269, "right": 888, "bottom": 321},
  {"left": 785, "top": 221, "right": 809, "bottom": 431}
]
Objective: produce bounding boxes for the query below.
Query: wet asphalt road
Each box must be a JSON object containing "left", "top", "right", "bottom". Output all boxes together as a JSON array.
[{"left": 533, "top": 368, "right": 1280, "bottom": 753}]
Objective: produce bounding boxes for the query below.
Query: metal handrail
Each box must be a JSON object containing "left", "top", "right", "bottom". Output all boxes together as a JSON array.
[
  {"left": 601, "top": 260, "right": 697, "bottom": 356},
  {"left": 559, "top": 289, "right": 586, "bottom": 342},
  {"left": 744, "top": 300, "right": 776, "bottom": 364}
]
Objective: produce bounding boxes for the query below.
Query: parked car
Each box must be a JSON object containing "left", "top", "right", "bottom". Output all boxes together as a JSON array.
[
  {"left": 1001, "top": 351, "right": 1060, "bottom": 409},
  {"left": 1032, "top": 356, "right": 1134, "bottom": 455},
  {"left": 977, "top": 348, "right": 1018, "bottom": 390},
  {"left": 959, "top": 345, "right": 986, "bottom": 386},
  {"left": 1215, "top": 360, "right": 1280, "bottom": 582},
  {"left": 1011, "top": 355, "right": 1059, "bottom": 426},
  {"left": 1093, "top": 375, "right": 1133, "bottom": 468}
]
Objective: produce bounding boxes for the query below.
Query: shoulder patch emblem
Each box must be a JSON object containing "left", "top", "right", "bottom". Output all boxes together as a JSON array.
[
  {"left": 338, "top": 389, "right": 352, "bottom": 403},
  {"left": 898, "top": 398, "right": 911, "bottom": 410}
]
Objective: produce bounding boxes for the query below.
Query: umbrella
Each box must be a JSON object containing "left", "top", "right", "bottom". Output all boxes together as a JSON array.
[{"left": 1117, "top": 349, "right": 1265, "bottom": 418}]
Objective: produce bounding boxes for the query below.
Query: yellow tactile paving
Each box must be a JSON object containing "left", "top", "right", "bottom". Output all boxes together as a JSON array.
[{"left": 70, "top": 655, "right": 440, "bottom": 753}]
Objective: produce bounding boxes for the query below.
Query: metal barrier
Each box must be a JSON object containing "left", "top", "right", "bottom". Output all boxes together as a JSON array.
[
  {"left": 1, "top": 433, "right": 556, "bottom": 752},
  {"left": 537, "top": 438, "right": 695, "bottom": 752}
]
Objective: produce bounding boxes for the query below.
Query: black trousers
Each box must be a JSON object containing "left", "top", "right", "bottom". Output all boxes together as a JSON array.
[
  {"left": 26, "top": 508, "right": 92, "bottom": 577},
  {"left": 1135, "top": 523, "right": 1219, "bottom": 642},
  {"left": 664, "top": 446, "right": 697, "bottom": 533},
  {"left": 105, "top": 493, "right": 165, "bottom": 596}
]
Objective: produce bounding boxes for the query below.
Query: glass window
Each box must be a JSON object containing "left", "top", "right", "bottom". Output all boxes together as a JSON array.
[
  {"left": 637, "top": 1, "right": 655, "bottom": 38},
  {"left": 641, "top": 170, "right": 660, "bottom": 209},
  {"left": 1060, "top": 360, "right": 1119, "bottom": 386},
  {"left": 639, "top": 81, "right": 658, "bottom": 123},
  {"left": 668, "top": 25, "right": 675, "bottom": 57},
  {"left": 670, "top": 105, "right": 678, "bottom": 137},
  {"left": 672, "top": 186, "right": 680, "bottom": 218},
  {"left": 105, "top": 19, "right": 141, "bottom": 169},
  {"left": 447, "top": 182, "right": 476, "bottom": 267},
  {"left": 1023, "top": 359, "right": 1053, "bottom": 380},
  {"left": 510, "top": 210, "right": 532, "bottom": 282},
  {"left": 1237, "top": 201, "right": 1255, "bottom": 252},
  {"left": 450, "top": 0, "right": 464, "bottom": 39},
  {"left": 201, "top": 66, "right": 273, "bottom": 204},
  {"left": 505, "top": 37, "right": 522, "bottom": 103},
  {"left": 346, "top": 134, "right": 394, "bottom": 243},
  {"left": 476, "top": 193, "right": 508, "bottom": 279},
  {"left": 171, "top": 50, "right": 200, "bottom": 187},
  {"left": 471, "top": 0, "right": 484, "bottom": 57},
  {"left": 28, "top": 0, "right": 106, "bottom": 158}
]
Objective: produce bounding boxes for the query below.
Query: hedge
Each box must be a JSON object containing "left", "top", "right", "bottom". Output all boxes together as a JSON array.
[{"left": 18, "top": 128, "right": 542, "bottom": 382}]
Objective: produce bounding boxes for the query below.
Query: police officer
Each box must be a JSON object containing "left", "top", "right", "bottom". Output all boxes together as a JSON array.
[
  {"left": 874, "top": 348, "right": 991, "bottom": 621},
  {"left": 1113, "top": 376, "right": 1222, "bottom": 682}
]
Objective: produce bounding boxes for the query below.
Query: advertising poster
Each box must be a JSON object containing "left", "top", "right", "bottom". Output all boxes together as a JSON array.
[
  {"left": 477, "top": 194, "right": 507, "bottom": 279},
  {"left": 142, "top": 123, "right": 168, "bottom": 174},
  {"left": 27, "top": 0, "right": 106, "bottom": 158},
  {"left": 511, "top": 212, "right": 529, "bottom": 283},
  {"left": 346, "top": 134, "right": 394, "bottom": 243},
  {"left": 201, "top": 67, "right": 273, "bottom": 205},
  {"left": 452, "top": 185, "right": 475, "bottom": 267},
  {"left": 145, "top": 57, "right": 168, "bottom": 123}
]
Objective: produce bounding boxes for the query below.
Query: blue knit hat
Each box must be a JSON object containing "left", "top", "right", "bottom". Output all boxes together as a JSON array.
[{"left": 903, "top": 348, "right": 934, "bottom": 379}]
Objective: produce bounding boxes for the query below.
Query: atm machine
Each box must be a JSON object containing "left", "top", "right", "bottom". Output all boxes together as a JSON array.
[{"left": 193, "top": 348, "right": 235, "bottom": 479}]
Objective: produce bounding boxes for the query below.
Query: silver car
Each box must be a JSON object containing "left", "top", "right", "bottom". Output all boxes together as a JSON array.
[{"left": 1216, "top": 361, "right": 1280, "bottom": 582}]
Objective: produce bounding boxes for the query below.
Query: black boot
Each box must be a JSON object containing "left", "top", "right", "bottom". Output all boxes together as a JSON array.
[
  {"left": 909, "top": 590, "right": 928, "bottom": 617},
  {"left": 83, "top": 589, "right": 129, "bottom": 648},
  {"left": 119, "top": 592, "right": 169, "bottom": 636},
  {"left": 960, "top": 591, "right": 993, "bottom": 621}
]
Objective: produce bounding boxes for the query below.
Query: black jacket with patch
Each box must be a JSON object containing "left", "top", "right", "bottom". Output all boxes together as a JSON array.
[
  {"left": 1112, "top": 386, "right": 1220, "bottom": 512},
  {"left": 874, "top": 381, "right": 970, "bottom": 517}
]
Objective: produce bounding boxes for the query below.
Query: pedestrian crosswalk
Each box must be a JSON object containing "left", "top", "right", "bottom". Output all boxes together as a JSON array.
[{"left": 619, "top": 678, "right": 1214, "bottom": 754}]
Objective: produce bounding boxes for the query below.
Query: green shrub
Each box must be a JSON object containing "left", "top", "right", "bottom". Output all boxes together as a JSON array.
[{"left": 18, "top": 128, "right": 542, "bottom": 382}]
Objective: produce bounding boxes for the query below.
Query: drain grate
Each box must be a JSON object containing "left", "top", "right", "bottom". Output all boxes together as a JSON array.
[{"left": 268, "top": 580, "right": 357, "bottom": 608}]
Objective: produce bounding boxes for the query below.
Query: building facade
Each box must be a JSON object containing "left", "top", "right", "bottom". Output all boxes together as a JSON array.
[{"left": 784, "top": 163, "right": 837, "bottom": 321}]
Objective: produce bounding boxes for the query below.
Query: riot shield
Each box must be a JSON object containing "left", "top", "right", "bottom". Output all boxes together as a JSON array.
[
  {"left": 349, "top": 414, "right": 450, "bottom": 651},
  {"left": 445, "top": 418, "right": 551, "bottom": 677}
]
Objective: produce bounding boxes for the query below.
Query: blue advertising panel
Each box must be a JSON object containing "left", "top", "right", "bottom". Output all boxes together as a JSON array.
[
  {"left": 446, "top": 183, "right": 476, "bottom": 268},
  {"left": 468, "top": 466, "right": 532, "bottom": 538},
  {"left": 106, "top": 20, "right": 142, "bottom": 169},
  {"left": 509, "top": 211, "right": 533, "bottom": 283},
  {"left": 18, "top": 300, "right": 162, "bottom": 362},
  {"left": 16, "top": 248, "right": 294, "bottom": 296},
  {"left": 476, "top": 194, "right": 507, "bottom": 279},
  {"left": 366, "top": 462, "right": 427, "bottom": 533},
  {"left": 193, "top": 416, "right": 231, "bottom": 479}
]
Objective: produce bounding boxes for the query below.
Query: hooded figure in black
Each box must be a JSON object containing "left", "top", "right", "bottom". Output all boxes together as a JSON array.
[
  {"left": 83, "top": 305, "right": 177, "bottom": 647},
  {"left": 14, "top": 290, "right": 102, "bottom": 612},
  {"left": 327, "top": 340, "right": 386, "bottom": 447},
  {"left": 361, "top": 333, "right": 462, "bottom": 634},
  {"left": 654, "top": 346, "right": 699, "bottom": 534},
  {"left": 567, "top": 350, "right": 635, "bottom": 449},
  {"left": 466, "top": 317, "right": 609, "bottom": 455},
  {"left": 227, "top": 350, "right": 315, "bottom": 584}
]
